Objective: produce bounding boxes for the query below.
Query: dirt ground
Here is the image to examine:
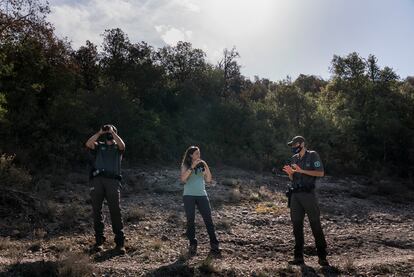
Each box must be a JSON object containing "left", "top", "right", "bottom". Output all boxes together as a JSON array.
[{"left": 0, "top": 166, "right": 413, "bottom": 276}]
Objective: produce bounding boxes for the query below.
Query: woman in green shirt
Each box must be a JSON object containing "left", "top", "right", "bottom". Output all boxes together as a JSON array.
[{"left": 180, "top": 146, "right": 220, "bottom": 256}]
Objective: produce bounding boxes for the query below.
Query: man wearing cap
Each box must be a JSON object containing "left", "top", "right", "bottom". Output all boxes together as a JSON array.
[
  {"left": 283, "top": 136, "right": 329, "bottom": 266},
  {"left": 85, "top": 124, "right": 126, "bottom": 255}
]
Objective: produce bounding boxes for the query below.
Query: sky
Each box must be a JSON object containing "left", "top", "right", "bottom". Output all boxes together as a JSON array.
[{"left": 47, "top": 0, "right": 414, "bottom": 81}]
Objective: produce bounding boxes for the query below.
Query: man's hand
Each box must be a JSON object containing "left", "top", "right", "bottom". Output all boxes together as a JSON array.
[
  {"left": 291, "top": 164, "right": 303, "bottom": 174},
  {"left": 283, "top": 165, "right": 294, "bottom": 175}
]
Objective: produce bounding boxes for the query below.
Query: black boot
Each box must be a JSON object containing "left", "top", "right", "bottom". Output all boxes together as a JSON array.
[
  {"left": 91, "top": 236, "right": 106, "bottom": 253},
  {"left": 288, "top": 255, "right": 304, "bottom": 265},
  {"left": 318, "top": 256, "right": 330, "bottom": 267},
  {"left": 209, "top": 243, "right": 222, "bottom": 258},
  {"left": 188, "top": 243, "right": 197, "bottom": 256},
  {"left": 114, "top": 241, "right": 126, "bottom": 255}
]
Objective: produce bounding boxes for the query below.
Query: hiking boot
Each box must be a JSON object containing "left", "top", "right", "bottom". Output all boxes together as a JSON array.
[
  {"left": 318, "top": 257, "right": 330, "bottom": 267},
  {"left": 189, "top": 244, "right": 197, "bottom": 256},
  {"left": 90, "top": 236, "right": 105, "bottom": 253},
  {"left": 209, "top": 247, "right": 222, "bottom": 258},
  {"left": 288, "top": 257, "right": 304, "bottom": 265},
  {"left": 90, "top": 243, "right": 104, "bottom": 253},
  {"left": 114, "top": 244, "right": 126, "bottom": 255}
]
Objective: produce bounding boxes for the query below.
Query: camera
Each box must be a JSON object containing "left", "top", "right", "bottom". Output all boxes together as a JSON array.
[{"left": 194, "top": 162, "right": 205, "bottom": 172}]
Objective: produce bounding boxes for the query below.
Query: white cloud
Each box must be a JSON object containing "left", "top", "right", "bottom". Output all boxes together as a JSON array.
[
  {"left": 155, "top": 25, "right": 193, "bottom": 46},
  {"left": 171, "top": 0, "right": 200, "bottom": 12},
  {"left": 48, "top": 0, "right": 193, "bottom": 49},
  {"left": 47, "top": 0, "right": 414, "bottom": 80}
]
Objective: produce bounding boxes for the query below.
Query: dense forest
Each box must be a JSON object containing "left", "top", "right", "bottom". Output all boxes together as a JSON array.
[{"left": 1, "top": 0, "right": 414, "bottom": 180}]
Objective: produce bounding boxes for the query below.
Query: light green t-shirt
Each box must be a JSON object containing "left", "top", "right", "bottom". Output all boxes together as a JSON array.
[{"left": 183, "top": 168, "right": 207, "bottom": 196}]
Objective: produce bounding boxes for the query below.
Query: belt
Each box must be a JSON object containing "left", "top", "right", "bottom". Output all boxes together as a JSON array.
[
  {"left": 92, "top": 169, "right": 122, "bottom": 181},
  {"left": 291, "top": 183, "right": 315, "bottom": 193}
]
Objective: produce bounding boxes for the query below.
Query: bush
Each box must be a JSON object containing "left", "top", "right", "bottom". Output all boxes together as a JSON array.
[
  {"left": 126, "top": 206, "right": 146, "bottom": 222},
  {"left": 4, "top": 252, "right": 93, "bottom": 277},
  {"left": 228, "top": 188, "right": 242, "bottom": 203},
  {"left": 0, "top": 154, "right": 32, "bottom": 190},
  {"left": 60, "top": 204, "right": 83, "bottom": 230},
  {"left": 215, "top": 218, "right": 232, "bottom": 232}
]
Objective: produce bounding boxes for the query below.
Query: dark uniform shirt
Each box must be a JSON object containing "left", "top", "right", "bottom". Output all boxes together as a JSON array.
[
  {"left": 291, "top": 150, "right": 324, "bottom": 187},
  {"left": 92, "top": 142, "right": 123, "bottom": 176}
]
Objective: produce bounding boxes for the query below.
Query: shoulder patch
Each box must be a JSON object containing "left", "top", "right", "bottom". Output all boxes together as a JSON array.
[{"left": 314, "top": 161, "right": 321, "bottom": 168}]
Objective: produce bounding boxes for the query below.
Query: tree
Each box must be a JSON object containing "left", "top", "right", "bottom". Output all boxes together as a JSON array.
[
  {"left": 74, "top": 40, "right": 100, "bottom": 91},
  {"left": 100, "top": 28, "right": 131, "bottom": 82},
  {"left": 155, "top": 41, "right": 206, "bottom": 83},
  {"left": 294, "top": 74, "right": 326, "bottom": 93},
  {"left": 218, "top": 47, "right": 242, "bottom": 96},
  {"left": 0, "top": 0, "right": 51, "bottom": 42}
]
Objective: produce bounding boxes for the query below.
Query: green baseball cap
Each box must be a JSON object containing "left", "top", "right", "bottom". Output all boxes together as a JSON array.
[{"left": 287, "top": 136, "right": 305, "bottom": 146}]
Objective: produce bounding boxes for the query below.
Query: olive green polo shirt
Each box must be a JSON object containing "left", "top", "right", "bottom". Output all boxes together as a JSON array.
[
  {"left": 291, "top": 150, "right": 324, "bottom": 187},
  {"left": 93, "top": 141, "right": 123, "bottom": 176}
]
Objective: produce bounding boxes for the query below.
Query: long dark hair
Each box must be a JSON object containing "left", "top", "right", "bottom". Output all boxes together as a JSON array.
[{"left": 181, "top": 146, "right": 199, "bottom": 169}]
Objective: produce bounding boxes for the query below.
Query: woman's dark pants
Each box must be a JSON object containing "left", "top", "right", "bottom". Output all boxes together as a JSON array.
[{"left": 183, "top": 195, "right": 219, "bottom": 248}]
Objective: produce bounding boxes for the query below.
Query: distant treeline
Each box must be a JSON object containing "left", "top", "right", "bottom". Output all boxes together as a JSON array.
[{"left": 1, "top": 1, "right": 414, "bottom": 178}]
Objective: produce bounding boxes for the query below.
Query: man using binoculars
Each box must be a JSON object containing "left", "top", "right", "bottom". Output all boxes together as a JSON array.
[
  {"left": 283, "top": 136, "right": 329, "bottom": 266},
  {"left": 85, "top": 124, "right": 126, "bottom": 254}
]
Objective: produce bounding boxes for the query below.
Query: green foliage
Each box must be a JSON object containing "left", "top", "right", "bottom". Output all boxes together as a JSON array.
[
  {"left": 0, "top": 154, "right": 32, "bottom": 190},
  {"left": 0, "top": 0, "right": 413, "bottom": 178}
]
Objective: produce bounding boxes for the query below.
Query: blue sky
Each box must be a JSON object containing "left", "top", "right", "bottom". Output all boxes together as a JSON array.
[{"left": 48, "top": 0, "right": 414, "bottom": 81}]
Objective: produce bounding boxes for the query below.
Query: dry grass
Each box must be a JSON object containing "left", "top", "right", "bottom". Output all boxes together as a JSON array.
[
  {"left": 248, "top": 191, "right": 261, "bottom": 202},
  {"left": 273, "top": 191, "right": 288, "bottom": 204},
  {"left": 252, "top": 265, "right": 300, "bottom": 277},
  {"left": 258, "top": 186, "right": 273, "bottom": 201},
  {"left": 48, "top": 241, "right": 72, "bottom": 254},
  {"left": 149, "top": 239, "right": 163, "bottom": 251},
  {"left": 126, "top": 206, "right": 146, "bottom": 222},
  {"left": 0, "top": 237, "right": 26, "bottom": 260},
  {"left": 33, "top": 228, "right": 47, "bottom": 239},
  {"left": 215, "top": 218, "right": 232, "bottom": 232},
  {"left": 221, "top": 178, "right": 239, "bottom": 187},
  {"left": 343, "top": 256, "right": 356, "bottom": 274},
  {"left": 58, "top": 252, "right": 94, "bottom": 277},
  {"left": 198, "top": 256, "right": 219, "bottom": 274},
  {"left": 255, "top": 202, "right": 287, "bottom": 215},
  {"left": 60, "top": 204, "right": 83, "bottom": 230},
  {"left": 38, "top": 200, "right": 58, "bottom": 221},
  {"left": 228, "top": 188, "right": 242, "bottom": 203},
  {"left": 3, "top": 252, "right": 94, "bottom": 277},
  {"left": 28, "top": 241, "right": 42, "bottom": 252},
  {"left": 0, "top": 237, "right": 13, "bottom": 250},
  {"left": 371, "top": 264, "right": 392, "bottom": 274}
]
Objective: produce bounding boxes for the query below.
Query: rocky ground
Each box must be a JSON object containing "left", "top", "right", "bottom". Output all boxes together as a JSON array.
[{"left": 0, "top": 166, "right": 413, "bottom": 276}]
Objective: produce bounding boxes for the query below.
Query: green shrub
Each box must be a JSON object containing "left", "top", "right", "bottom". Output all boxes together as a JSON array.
[{"left": 0, "top": 154, "right": 32, "bottom": 190}]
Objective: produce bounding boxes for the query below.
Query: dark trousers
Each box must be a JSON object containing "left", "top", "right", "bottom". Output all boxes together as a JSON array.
[
  {"left": 90, "top": 177, "right": 125, "bottom": 246},
  {"left": 183, "top": 195, "right": 219, "bottom": 248},
  {"left": 290, "top": 191, "right": 327, "bottom": 259}
]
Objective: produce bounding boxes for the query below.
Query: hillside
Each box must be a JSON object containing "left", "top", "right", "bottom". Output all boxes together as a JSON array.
[{"left": 0, "top": 166, "right": 413, "bottom": 276}]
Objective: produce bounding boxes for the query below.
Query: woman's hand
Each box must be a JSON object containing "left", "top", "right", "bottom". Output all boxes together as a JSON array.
[
  {"left": 191, "top": 159, "right": 202, "bottom": 170},
  {"left": 201, "top": 160, "right": 212, "bottom": 183}
]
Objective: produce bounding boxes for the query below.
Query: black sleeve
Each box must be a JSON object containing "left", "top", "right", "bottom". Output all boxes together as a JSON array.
[
  {"left": 311, "top": 151, "right": 324, "bottom": 172},
  {"left": 291, "top": 155, "right": 298, "bottom": 165}
]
